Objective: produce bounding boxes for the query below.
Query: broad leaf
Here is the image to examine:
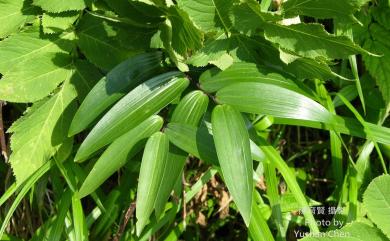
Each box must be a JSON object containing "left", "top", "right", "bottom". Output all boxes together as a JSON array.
[
  {"left": 166, "top": 6, "right": 203, "bottom": 56},
  {"left": 363, "top": 175, "right": 390, "bottom": 238},
  {"left": 42, "top": 12, "right": 79, "bottom": 34},
  {"left": 212, "top": 105, "right": 253, "bottom": 225},
  {"left": 264, "top": 22, "right": 372, "bottom": 60},
  {"left": 70, "top": 60, "right": 103, "bottom": 102},
  {"left": 69, "top": 52, "right": 162, "bottom": 136},
  {"left": 363, "top": 23, "right": 390, "bottom": 105},
  {"left": 33, "top": 0, "right": 88, "bottom": 13},
  {"left": 0, "top": 0, "right": 37, "bottom": 38},
  {"left": 76, "top": 13, "right": 156, "bottom": 70},
  {"left": 79, "top": 115, "right": 164, "bottom": 198},
  {"left": 177, "top": 0, "right": 232, "bottom": 33},
  {"left": 74, "top": 72, "right": 189, "bottom": 162},
  {"left": 300, "top": 222, "right": 387, "bottom": 240},
  {"left": 282, "top": 0, "right": 357, "bottom": 21},
  {"left": 136, "top": 132, "right": 170, "bottom": 235},
  {"left": 0, "top": 30, "right": 75, "bottom": 102},
  {"left": 8, "top": 82, "right": 77, "bottom": 183},
  {"left": 216, "top": 82, "right": 334, "bottom": 123}
]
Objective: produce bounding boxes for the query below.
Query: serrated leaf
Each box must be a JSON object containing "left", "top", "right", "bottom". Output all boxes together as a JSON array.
[
  {"left": 363, "top": 24, "right": 390, "bottom": 105},
  {"left": 166, "top": 6, "right": 203, "bottom": 56},
  {"left": 300, "top": 222, "right": 388, "bottom": 240},
  {"left": 69, "top": 52, "right": 162, "bottom": 136},
  {"left": 79, "top": 115, "right": 163, "bottom": 198},
  {"left": 136, "top": 132, "right": 170, "bottom": 235},
  {"left": 212, "top": 105, "right": 253, "bottom": 225},
  {"left": 177, "top": 0, "right": 232, "bottom": 33},
  {"left": 216, "top": 82, "right": 334, "bottom": 123},
  {"left": 75, "top": 72, "right": 189, "bottom": 162},
  {"left": 363, "top": 175, "right": 390, "bottom": 238},
  {"left": 282, "top": 0, "right": 357, "bottom": 21},
  {"left": 0, "top": 0, "right": 37, "bottom": 38},
  {"left": 76, "top": 13, "right": 156, "bottom": 70},
  {"left": 199, "top": 62, "right": 304, "bottom": 94},
  {"left": 0, "top": 30, "right": 75, "bottom": 102},
  {"left": 264, "top": 22, "right": 372, "bottom": 60},
  {"left": 8, "top": 82, "right": 77, "bottom": 184},
  {"left": 33, "top": 0, "right": 88, "bottom": 13},
  {"left": 42, "top": 12, "right": 79, "bottom": 34}
]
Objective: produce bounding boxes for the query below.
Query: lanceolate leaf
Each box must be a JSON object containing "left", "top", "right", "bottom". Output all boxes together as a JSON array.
[
  {"left": 211, "top": 105, "right": 253, "bottom": 226},
  {"left": 166, "top": 123, "right": 265, "bottom": 165},
  {"left": 264, "top": 22, "right": 372, "bottom": 60},
  {"left": 171, "top": 90, "right": 209, "bottom": 126},
  {"left": 79, "top": 115, "right": 164, "bottom": 198},
  {"left": 363, "top": 175, "right": 390, "bottom": 238},
  {"left": 8, "top": 82, "right": 77, "bottom": 184},
  {"left": 75, "top": 72, "right": 189, "bottom": 162},
  {"left": 136, "top": 132, "right": 170, "bottom": 235},
  {"left": 177, "top": 0, "right": 232, "bottom": 33},
  {"left": 70, "top": 60, "right": 103, "bottom": 102},
  {"left": 216, "top": 82, "right": 334, "bottom": 123},
  {"left": 199, "top": 62, "right": 303, "bottom": 94},
  {"left": 69, "top": 52, "right": 162, "bottom": 136},
  {"left": 154, "top": 90, "right": 209, "bottom": 218}
]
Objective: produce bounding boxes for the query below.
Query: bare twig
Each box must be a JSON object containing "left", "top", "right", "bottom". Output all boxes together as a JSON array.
[
  {"left": 0, "top": 101, "right": 9, "bottom": 162},
  {"left": 113, "top": 202, "right": 136, "bottom": 241}
]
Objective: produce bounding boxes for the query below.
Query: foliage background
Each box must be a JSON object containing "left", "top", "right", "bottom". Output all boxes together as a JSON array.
[{"left": 0, "top": 0, "right": 390, "bottom": 240}]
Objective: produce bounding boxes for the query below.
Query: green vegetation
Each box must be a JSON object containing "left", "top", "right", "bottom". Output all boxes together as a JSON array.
[{"left": 0, "top": 0, "right": 390, "bottom": 240}]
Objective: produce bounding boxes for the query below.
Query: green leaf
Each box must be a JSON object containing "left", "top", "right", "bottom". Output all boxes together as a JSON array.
[
  {"left": 281, "top": 0, "right": 357, "bottom": 21},
  {"left": 8, "top": 82, "right": 77, "bottom": 184},
  {"left": 165, "top": 123, "right": 219, "bottom": 166},
  {"left": 71, "top": 193, "right": 88, "bottom": 241},
  {"left": 0, "top": 0, "right": 37, "bottom": 38},
  {"left": 216, "top": 82, "right": 334, "bottom": 123},
  {"left": 33, "top": 0, "right": 88, "bottom": 13},
  {"left": 263, "top": 22, "right": 372, "bottom": 60},
  {"left": 300, "top": 222, "right": 387, "bottom": 240},
  {"left": 187, "top": 33, "right": 233, "bottom": 70},
  {"left": 153, "top": 90, "right": 209, "bottom": 218},
  {"left": 76, "top": 13, "right": 156, "bottom": 70},
  {"left": 136, "top": 132, "right": 170, "bottom": 235},
  {"left": 363, "top": 24, "right": 390, "bottom": 105},
  {"left": 75, "top": 72, "right": 189, "bottom": 162},
  {"left": 79, "top": 115, "right": 163, "bottom": 198},
  {"left": 0, "top": 30, "right": 75, "bottom": 102},
  {"left": 199, "top": 62, "right": 304, "bottom": 94},
  {"left": 363, "top": 175, "right": 390, "bottom": 238},
  {"left": 171, "top": 90, "right": 209, "bottom": 126},
  {"left": 177, "top": 0, "right": 232, "bottom": 33},
  {"left": 166, "top": 6, "right": 203, "bottom": 56},
  {"left": 69, "top": 52, "right": 162, "bottom": 136},
  {"left": 166, "top": 123, "right": 265, "bottom": 165},
  {"left": 70, "top": 60, "right": 103, "bottom": 102},
  {"left": 211, "top": 105, "right": 253, "bottom": 225},
  {"left": 42, "top": 12, "right": 79, "bottom": 34}
]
